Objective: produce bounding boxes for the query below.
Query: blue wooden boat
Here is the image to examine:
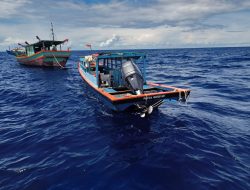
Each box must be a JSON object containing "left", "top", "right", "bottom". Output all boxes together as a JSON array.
[
  {"left": 6, "top": 47, "right": 25, "bottom": 56},
  {"left": 78, "top": 52, "right": 190, "bottom": 116}
]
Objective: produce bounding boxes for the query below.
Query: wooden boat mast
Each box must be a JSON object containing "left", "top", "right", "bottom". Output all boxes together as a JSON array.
[{"left": 51, "top": 22, "right": 55, "bottom": 41}]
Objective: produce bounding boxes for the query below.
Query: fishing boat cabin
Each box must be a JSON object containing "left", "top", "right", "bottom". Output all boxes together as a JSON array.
[{"left": 24, "top": 40, "right": 69, "bottom": 56}]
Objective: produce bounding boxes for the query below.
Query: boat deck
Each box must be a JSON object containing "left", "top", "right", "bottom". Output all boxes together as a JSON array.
[{"left": 103, "top": 85, "right": 174, "bottom": 98}]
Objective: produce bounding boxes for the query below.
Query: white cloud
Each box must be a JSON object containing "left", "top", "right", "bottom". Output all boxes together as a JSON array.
[
  {"left": 0, "top": 37, "right": 25, "bottom": 47},
  {"left": 50, "top": 0, "right": 250, "bottom": 28},
  {"left": 1, "top": 24, "right": 250, "bottom": 51},
  {"left": 100, "top": 34, "right": 121, "bottom": 47},
  {"left": 0, "top": 0, "right": 29, "bottom": 18}
]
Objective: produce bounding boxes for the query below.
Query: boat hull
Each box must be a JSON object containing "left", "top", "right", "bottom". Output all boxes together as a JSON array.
[
  {"left": 81, "top": 79, "right": 164, "bottom": 112},
  {"left": 16, "top": 51, "right": 71, "bottom": 67}
]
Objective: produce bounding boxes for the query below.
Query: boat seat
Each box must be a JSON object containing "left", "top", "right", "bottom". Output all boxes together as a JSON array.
[{"left": 100, "top": 73, "right": 110, "bottom": 87}]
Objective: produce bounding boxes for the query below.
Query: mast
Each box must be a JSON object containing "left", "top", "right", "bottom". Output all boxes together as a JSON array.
[{"left": 51, "top": 22, "right": 55, "bottom": 41}]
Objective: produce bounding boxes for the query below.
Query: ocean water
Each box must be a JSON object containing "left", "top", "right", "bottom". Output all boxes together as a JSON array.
[{"left": 0, "top": 47, "right": 249, "bottom": 190}]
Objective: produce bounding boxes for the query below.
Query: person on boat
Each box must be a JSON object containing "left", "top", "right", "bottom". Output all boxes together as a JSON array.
[
  {"left": 90, "top": 61, "right": 96, "bottom": 67},
  {"left": 52, "top": 45, "right": 57, "bottom": 51}
]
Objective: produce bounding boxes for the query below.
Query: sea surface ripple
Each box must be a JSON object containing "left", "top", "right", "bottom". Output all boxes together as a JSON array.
[{"left": 0, "top": 48, "right": 250, "bottom": 190}]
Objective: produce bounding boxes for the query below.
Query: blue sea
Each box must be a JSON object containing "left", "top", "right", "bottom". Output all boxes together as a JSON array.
[{"left": 0, "top": 47, "right": 249, "bottom": 190}]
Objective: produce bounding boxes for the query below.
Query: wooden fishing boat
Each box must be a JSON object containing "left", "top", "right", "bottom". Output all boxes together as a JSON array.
[
  {"left": 16, "top": 40, "right": 71, "bottom": 67},
  {"left": 16, "top": 23, "right": 71, "bottom": 67},
  {"left": 78, "top": 52, "right": 191, "bottom": 117}
]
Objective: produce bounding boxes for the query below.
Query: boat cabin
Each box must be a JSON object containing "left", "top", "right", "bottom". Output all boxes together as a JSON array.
[
  {"left": 24, "top": 40, "right": 67, "bottom": 56},
  {"left": 80, "top": 52, "right": 147, "bottom": 89}
]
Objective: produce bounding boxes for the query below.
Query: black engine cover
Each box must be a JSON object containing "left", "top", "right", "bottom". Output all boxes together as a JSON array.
[{"left": 121, "top": 60, "right": 144, "bottom": 95}]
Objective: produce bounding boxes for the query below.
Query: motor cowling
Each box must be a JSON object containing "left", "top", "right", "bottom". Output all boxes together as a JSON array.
[{"left": 121, "top": 60, "right": 144, "bottom": 95}]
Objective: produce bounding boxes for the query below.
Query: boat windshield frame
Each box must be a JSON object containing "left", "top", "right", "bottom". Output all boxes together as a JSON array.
[
  {"left": 80, "top": 52, "right": 147, "bottom": 88},
  {"left": 95, "top": 52, "right": 146, "bottom": 88}
]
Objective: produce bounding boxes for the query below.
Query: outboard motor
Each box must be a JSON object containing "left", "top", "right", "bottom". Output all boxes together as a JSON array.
[{"left": 121, "top": 60, "right": 144, "bottom": 95}]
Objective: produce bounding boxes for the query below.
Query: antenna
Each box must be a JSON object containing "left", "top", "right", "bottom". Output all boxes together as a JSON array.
[{"left": 51, "top": 22, "right": 55, "bottom": 41}]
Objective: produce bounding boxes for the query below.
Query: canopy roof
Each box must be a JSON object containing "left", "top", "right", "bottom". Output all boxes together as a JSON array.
[
  {"left": 95, "top": 52, "right": 146, "bottom": 59},
  {"left": 25, "top": 40, "right": 66, "bottom": 48}
]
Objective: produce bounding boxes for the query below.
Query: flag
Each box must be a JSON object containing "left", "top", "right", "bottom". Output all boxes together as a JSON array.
[{"left": 86, "top": 43, "right": 92, "bottom": 49}]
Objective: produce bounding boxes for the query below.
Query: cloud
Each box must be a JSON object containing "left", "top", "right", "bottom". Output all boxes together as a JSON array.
[
  {"left": 50, "top": 0, "right": 250, "bottom": 29},
  {"left": 0, "top": 0, "right": 250, "bottom": 50},
  {"left": 4, "top": 0, "right": 248, "bottom": 29},
  {"left": 0, "top": 0, "right": 29, "bottom": 18},
  {"left": 100, "top": 34, "right": 121, "bottom": 47},
  {"left": 0, "top": 37, "right": 25, "bottom": 47}
]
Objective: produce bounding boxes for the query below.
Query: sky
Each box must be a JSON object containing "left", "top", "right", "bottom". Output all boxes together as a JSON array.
[{"left": 0, "top": 0, "right": 250, "bottom": 50}]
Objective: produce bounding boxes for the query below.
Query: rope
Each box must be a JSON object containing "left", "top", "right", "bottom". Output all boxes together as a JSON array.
[
  {"left": 52, "top": 53, "right": 65, "bottom": 69},
  {"left": 145, "top": 92, "right": 148, "bottom": 105},
  {"left": 151, "top": 100, "right": 163, "bottom": 108}
]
